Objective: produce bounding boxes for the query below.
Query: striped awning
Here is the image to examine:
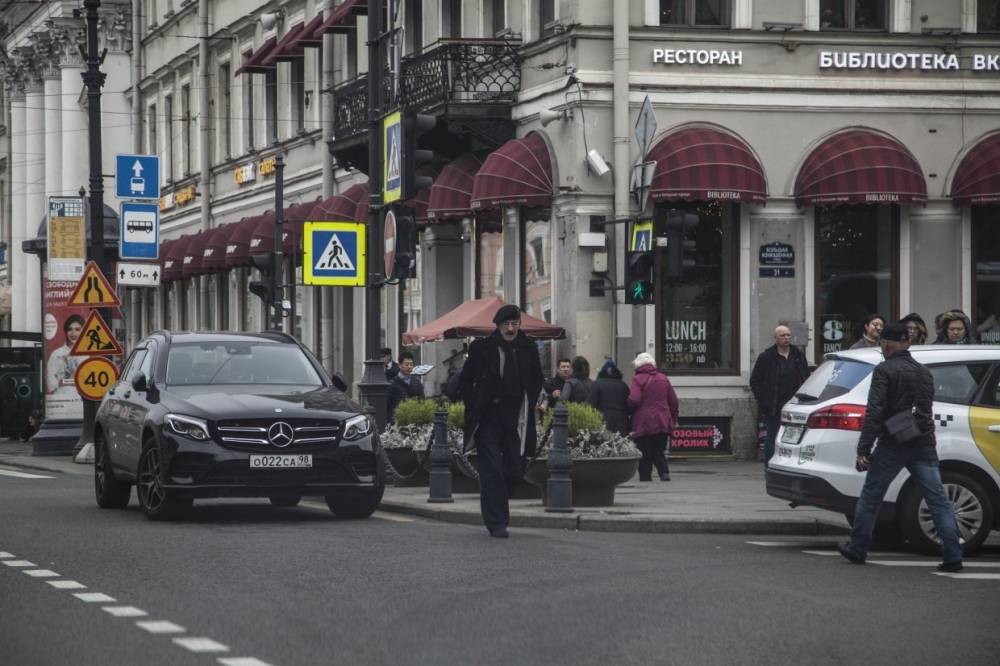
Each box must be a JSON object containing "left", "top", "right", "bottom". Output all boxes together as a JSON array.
[
  {"left": 250, "top": 215, "right": 278, "bottom": 255},
  {"left": 182, "top": 230, "right": 206, "bottom": 278},
  {"left": 648, "top": 127, "right": 767, "bottom": 204},
  {"left": 312, "top": 183, "right": 370, "bottom": 223},
  {"left": 471, "top": 133, "right": 553, "bottom": 211},
  {"left": 264, "top": 22, "right": 307, "bottom": 64},
  {"left": 795, "top": 130, "right": 927, "bottom": 206},
  {"left": 951, "top": 134, "right": 1000, "bottom": 206},
  {"left": 427, "top": 153, "right": 482, "bottom": 221},
  {"left": 201, "top": 225, "right": 233, "bottom": 272},
  {"left": 282, "top": 198, "right": 322, "bottom": 254},
  {"left": 234, "top": 38, "right": 278, "bottom": 76}
]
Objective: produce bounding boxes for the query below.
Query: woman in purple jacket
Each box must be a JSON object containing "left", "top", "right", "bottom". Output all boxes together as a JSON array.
[{"left": 627, "top": 353, "right": 680, "bottom": 481}]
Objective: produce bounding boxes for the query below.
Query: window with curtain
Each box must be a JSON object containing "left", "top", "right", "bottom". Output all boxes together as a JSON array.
[{"left": 291, "top": 59, "right": 306, "bottom": 133}]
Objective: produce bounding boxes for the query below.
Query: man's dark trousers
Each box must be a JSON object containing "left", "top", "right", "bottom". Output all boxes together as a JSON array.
[
  {"left": 762, "top": 412, "right": 781, "bottom": 468},
  {"left": 476, "top": 422, "right": 523, "bottom": 532}
]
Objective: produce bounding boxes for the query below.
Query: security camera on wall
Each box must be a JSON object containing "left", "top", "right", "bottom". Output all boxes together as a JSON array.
[
  {"left": 587, "top": 149, "right": 611, "bottom": 177},
  {"left": 259, "top": 11, "right": 282, "bottom": 31}
]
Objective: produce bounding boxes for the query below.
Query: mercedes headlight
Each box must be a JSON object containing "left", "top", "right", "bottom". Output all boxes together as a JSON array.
[
  {"left": 343, "top": 414, "right": 372, "bottom": 441},
  {"left": 165, "top": 414, "right": 210, "bottom": 441}
]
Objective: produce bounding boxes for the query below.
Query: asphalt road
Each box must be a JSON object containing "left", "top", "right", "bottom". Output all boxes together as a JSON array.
[{"left": 1, "top": 465, "right": 998, "bottom": 666}]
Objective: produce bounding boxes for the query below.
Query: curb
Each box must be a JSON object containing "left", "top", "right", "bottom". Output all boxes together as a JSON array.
[
  {"left": 377, "top": 500, "right": 849, "bottom": 536},
  {"left": 0, "top": 456, "right": 88, "bottom": 476}
]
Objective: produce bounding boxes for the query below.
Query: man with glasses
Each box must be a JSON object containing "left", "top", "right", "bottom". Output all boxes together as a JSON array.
[{"left": 458, "top": 304, "right": 544, "bottom": 538}]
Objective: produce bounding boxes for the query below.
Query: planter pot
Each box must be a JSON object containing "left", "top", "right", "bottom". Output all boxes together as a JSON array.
[
  {"left": 385, "top": 448, "right": 428, "bottom": 486},
  {"left": 523, "top": 456, "right": 640, "bottom": 507},
  {"left": 465, "top": 454, "right": 541, "bottom": 500}
]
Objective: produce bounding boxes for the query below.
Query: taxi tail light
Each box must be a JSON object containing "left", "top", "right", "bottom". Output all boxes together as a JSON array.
[{"left": 806, "top": 404, "right": 867, "bottom": 431}]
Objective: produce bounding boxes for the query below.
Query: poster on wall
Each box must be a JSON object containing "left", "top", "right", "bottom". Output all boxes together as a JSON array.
[
  {"left": 670, "top": 417, "right": 731, "bottom": 454},
  {"left": 663, "top": 319, "right": 710, "bottom": 368},
  {"left": 43, "top": 279, "right": 89, "bottom": 420}
]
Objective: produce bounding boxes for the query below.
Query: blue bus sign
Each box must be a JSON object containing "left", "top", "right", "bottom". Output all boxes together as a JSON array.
[{"left": 115, "top": 154, "right": 160, "bottom": 200}]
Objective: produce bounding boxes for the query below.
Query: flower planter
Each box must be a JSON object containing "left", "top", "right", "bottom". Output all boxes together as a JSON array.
[
  {"left": 523, "top": 456, "right": 640, "bottom": 507},
  {"left": 385, "top": 448, "right": 429, "bottom": 487}
]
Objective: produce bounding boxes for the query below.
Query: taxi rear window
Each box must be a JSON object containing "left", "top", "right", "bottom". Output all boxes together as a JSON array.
[{"left": 792, "top": 358, "right": 874, "bottom": 404}]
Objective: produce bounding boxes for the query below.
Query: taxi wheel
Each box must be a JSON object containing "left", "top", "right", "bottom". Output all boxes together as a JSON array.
[
  {"left": 94, "top": 433, "right": 131, "bottom": 509},
  {"left": 899, "top": 471, "right": 994, "bottom": 555}
]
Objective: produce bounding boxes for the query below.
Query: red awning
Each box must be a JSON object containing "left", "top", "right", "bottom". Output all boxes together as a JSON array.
[
  {"left": 951, "top": 134, "right": 1000, "bottom": 206},
  {"left": 795, "top": 130, "right": 927, "bottom": 206},
  {"left": 295, "top": 13, "right": 326, "bottom": 48},
  {"left": 282, "top": 199, "right": 321, "bottom": 254},
  {"left": 250, "top": 214, "right": 278, "bottom": 255},
  {"left": 648, "top": 127, "right": 768, "bottom": 204},
  {"left": 182, "top": 229, "right": 207, "bottom": 278},
  {"left": 264, "top": 22, "right": 307, "bottom": 64},
  {"left": 235, "top": 38, "right": 278, "bottom": 76},
  {"left": 224, "top": 217, "right": 258, "bottom": 268},
  {"left": 471, "top": 133, "right": 553, "bottom": 211},
  {"left": 315, "top": 0, "right": 368, "bottom": 36},
  {"left": 427, "top": 153, "right": 482, "bottom": 221},
  {"left": 312, "top": 183, "right": 369, "bottom": 223},
  {"left": 162, "top": 235, "right": 192, "bottom": 282},
  {"left": 201, "top": 225, "right": 232, "bottom": 272},
  {"left": 402, "top": 296, "right": 565, "bottom": 345},
  {"left": 158, "top": 238, "right": 174, "bottom": 280}
]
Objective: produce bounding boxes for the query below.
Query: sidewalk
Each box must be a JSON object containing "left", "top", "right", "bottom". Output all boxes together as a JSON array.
[{"left": 0, "top": 439, "right": 848, "bottom": 535}]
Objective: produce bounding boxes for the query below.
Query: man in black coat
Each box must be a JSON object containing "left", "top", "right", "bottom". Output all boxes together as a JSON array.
[
  {"left": 837, "top": 322, "right": 963, "bottom": 571},
  {"left": 387, "top": 351, "right": 424, "bottom": 422},
  {"left": 750, "top": 324, "right": 810, "bottom": 468},
  {"left": 458, "top": 304, "right": 544, "bottom": 538}
]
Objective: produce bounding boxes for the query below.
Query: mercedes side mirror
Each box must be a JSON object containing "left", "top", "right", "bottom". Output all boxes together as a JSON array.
[
  {"left": 131, "top": 372, "right": 149, "bottom": 393},
  {"left": 331, "top": 373, "right": 348, "bottom": 392}
]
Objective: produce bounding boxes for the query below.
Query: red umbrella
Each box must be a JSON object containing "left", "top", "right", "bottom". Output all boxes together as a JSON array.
[{"left": 402, "top": 296, "right": 565, "bottom": 345}]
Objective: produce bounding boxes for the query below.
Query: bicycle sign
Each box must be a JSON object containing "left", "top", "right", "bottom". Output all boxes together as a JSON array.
[{"left": 74, "top": 357, "right": 119, "bottom": 401}]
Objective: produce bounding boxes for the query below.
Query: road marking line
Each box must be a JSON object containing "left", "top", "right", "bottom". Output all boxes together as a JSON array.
[
  {"left": 103, "top": 606, "right": 148, "bottom": 618},
  {"left": 0, "top": 552, "right": 15, "bottom": 558},
  {"left": 3, "top": 560, "right": 36, "bottom": 567},
  {"left": 136, "top": 620, "right": 186, "bottom": 634},
  {"left": 932, "top": 572, "right": 1000, "bottom": 580},
  {"left": 47, "top": 580, "right": 86, "bottom": 589},
  {"left": 218, "top": 658, "right": 276, "bottom": 666},
  {"left": 173, "top": 637, "right": 229, "bottom": 653},
  {"left": 746, "top": 541, "right": 828, "bottom": 547},
  {"left": 372, "top": 510, "right": 415, "bottom": 523},
  {"left": 801, "top": 550, "right": 840, "bottom": 556},
  {"left": 73, "top": 592, "right": 116, "bottom": 603},
  {"left": 0, "top": 468, "right": 55, "bottom": 479},
  {"left": 23, "top": 569, "right": 59, "bottom": 577}
]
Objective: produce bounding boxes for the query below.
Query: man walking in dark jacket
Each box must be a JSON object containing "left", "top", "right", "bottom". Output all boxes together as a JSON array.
[
  {"left": 750, "top": 324, "right": 810, "bottom": 468},
  {"left": 458, "top": 304, "right": 544, "bottom": 538},
  {"left": 838, "top": 323, "right": 963, "bottom": 571}
]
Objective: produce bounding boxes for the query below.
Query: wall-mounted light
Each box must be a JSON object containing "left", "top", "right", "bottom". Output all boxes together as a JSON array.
[{"left": 259, "top": 9, "right": 285, "bottom": 31}]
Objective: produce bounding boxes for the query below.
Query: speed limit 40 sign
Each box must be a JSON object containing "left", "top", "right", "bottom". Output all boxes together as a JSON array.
[{"left": 74, "top": 357, "right": 119, "bottom": 401}]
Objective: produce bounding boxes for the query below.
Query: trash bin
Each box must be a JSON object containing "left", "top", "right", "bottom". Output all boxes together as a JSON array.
[{"left": 0, "top": 346, "right": 42, "bottom": 440}]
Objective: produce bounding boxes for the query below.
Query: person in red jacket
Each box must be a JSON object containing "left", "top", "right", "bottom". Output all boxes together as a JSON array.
[{"left": 627, "top": 352, "right": 680, "bottom": 481}]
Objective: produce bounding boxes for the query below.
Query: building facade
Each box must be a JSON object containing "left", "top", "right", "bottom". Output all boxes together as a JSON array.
[{"left": 3, "top": 1, "right": 1000, "bottom": 458}]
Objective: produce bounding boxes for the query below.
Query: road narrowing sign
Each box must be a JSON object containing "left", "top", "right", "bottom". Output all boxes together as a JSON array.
[
  {"left": 75, "top": 357, "right": 119, "bottom": 401},
  {"left": 65, "top": 261, "right": 121, "bottom": 307},
  {"left": 69, "top": 310, "right": 123, "bottom": 357},
  {"left": 303, "top": 221, "right": 367, "bottom": 286}
]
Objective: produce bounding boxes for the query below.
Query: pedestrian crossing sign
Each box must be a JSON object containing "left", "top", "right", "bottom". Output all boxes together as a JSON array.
[
  {"left": 69, "top": 310, "right": 124, "bottom": 357},
  {"left": 303, "top": 221, "right": 367, "bottom": 286},
  {"left": 630, "top": 220, "right": 653, "bottom": 251},
  {"left": 383, "top": 111, "right": 402, "bottom": 204}
]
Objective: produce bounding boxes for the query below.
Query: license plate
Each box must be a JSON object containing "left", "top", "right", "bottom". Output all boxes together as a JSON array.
[
  {"left": 249, "top": 454, "right": 313, "bottom": 469},
  {"left": 780, "top": 425, "right": 804, "bottom": 445}
]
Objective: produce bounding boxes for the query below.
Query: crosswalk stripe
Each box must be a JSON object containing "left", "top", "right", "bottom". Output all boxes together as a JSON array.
[
  {"left": 47, "top": 580, "right": 86, "bottom": 589},
  {"left": 136, "top": 620, "right": 185, "bottom": 634},
  {"left": 0, "top": 552, "right": 15, "bottom": 559},
  {"left": 173, "top": 637, "right": 229, "bottom": 653},
  {"left": 3, "top": 560, "right": 36, "bottom": 567},
  {"left": 218, "top": 658, "right": 276, "bottom": 666},
  {"left": 23, "top": 569, "right": 59, "bottom": 577},
  {"left": 0, "top": 468, "right": 55, "bottom": 479},
  {"left": 801, "top": 550, "right": 840, "bottom": 556},
  {"left": 73, "top": 592, "right": 116, "bottom": 603},
  {"left": 869, "top": 560, "right": 1000, "bottom": 568},
  {"left": 103, "top": 606, "right": 148, "bottom": 618}
]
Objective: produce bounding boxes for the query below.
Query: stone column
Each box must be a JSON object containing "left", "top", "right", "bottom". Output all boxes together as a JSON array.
[
  {"left": 502, "top": 207, "right": 520, "bottom": 304},
  {"left": 8, "top": 83, "right": 27, "bottom": 334},
  {"left": 97, "top": 3, "right": 134, "bottom": 215},
  {"left": 24, "top": 76, "right": 45, "bottom": 333},
  {"left": 52, "top": 18, "right": 88, "bottom": 198},
  {"left": 421, "top": 223, "right": 465, "bottom": 392}
]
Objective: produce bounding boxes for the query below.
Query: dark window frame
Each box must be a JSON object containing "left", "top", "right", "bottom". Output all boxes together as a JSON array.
[
  {"left": 243, "top": 54, "right": 255, "bottom": 152},
  {"left": 219, "top": 62, "right": 232, "bottom": 159},
  {"left": 291, "top": 59, "right": 306, "bottom": 133},
  {"left": 181, "top": 83, "right": 191, "bottom": 176},
  {"left": 164, "top": 94, "right": 174, "bottom": 182},
  {"left": 818, "top": 0, "right": 889, "bottom": 32},
  {"left": 979, "top": 0, "right": 1000, "bottom": 32},
  {"left": 659, "top": 0, "right": 732, "bottom": 28}
]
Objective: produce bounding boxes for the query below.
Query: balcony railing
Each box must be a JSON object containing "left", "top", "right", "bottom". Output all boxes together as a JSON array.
[{"left": 332, "top": 38, "right": 521, "bottom": 143}]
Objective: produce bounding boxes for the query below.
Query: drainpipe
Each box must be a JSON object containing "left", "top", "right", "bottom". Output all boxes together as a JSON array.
[
  {"left": 612, "top": 0, "right": 630, "bottom": 360},
  {"left": 199, "top": 0, "right": 211, "bottom": 231},
  {"left": 132, "top": 0, "right": 142, "bottom": 153},
  {"left": 322, "top": 0, "right": 336, "bottom": 199}
]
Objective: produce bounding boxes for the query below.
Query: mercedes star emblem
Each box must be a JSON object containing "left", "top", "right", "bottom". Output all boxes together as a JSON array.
[{"left": 267, "top": 421, "right": 294, "bottom": 447}]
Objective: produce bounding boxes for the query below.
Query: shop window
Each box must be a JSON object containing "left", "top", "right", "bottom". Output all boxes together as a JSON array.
[
  {"left": 819, "top": 0, "right": 887, "bottom": 31},
  {"left": 656, "top": 202, "right": 738, "bottom": 373},
  {"left": 815, "top": 204, "right": 897, "bottom": 361},
  {"left": 523, "top": 221, "right": 553, "bottom": 370},
  {"left": 973, "top": 207, "right": 1000, "bottom": 343},
  {"left": 476, "top": 227, "right": 504, "bottom": 298},
  {"left": 660, "top": 0, "right": 729, "bottom": 27},
  {"left": 981, "top": 1, "right": 1000, "bottom": 34}
]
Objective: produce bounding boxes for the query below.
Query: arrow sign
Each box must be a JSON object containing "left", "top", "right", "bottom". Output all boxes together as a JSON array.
[
  {"left": 115, "top": 154, "right": 160, "bottom": 199},
  {"left": 116, "top": 261, "right": 161, "bottom": 287},
  {"left": 132, "top": 160, "right": 143, "bottom": 177}
]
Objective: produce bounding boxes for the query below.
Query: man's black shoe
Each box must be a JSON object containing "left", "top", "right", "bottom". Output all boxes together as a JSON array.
[
  {"left": 489, "top": 528, "right": 509, "bottom": 538},
  {"left": 837, "top": 542, "right": 866, "bottom": 564},
  {"left": 937, "top": 561, "right": 963, "bottom": 573}
]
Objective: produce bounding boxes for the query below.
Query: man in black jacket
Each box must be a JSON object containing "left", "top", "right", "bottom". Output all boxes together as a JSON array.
[
  {"left": 458, "top": 304, "right": 544, "bottom": 538},
  {"left": 837, "top": 322, "right": 963, "bottom": 571},
  {"left": 387, "top": 351, "right": 424, "bottom": 422},
  {"left": 749, "top": 324, "right": 810, "bottom": 468}
]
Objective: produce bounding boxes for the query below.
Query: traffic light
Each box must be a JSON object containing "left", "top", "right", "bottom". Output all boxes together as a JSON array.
[
  {"left": 249, "top": 253, "right": 275, "bottom": 305},
  {"left": 625, "top": 250, "right": 654, "bottom": 305},
  {"left": 388, "top": 213, "right": 417, "bottom": 281},
  {"left": 664, "top": 210, "right": 699, "bottom": 278},
  {"left": 403, "top": 112, "right": 436, "bottom": 200}
]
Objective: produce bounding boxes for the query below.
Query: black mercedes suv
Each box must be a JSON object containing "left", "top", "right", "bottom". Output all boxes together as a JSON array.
[{"left": 94, "top": 330, "right": 384, "bottom": 520}]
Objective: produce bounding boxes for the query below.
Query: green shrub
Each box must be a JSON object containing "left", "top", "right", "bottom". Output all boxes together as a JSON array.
[
  {"left": 447, "top": 402, "right": 465, "bottom": 430},
  {"left": 541, "top": 402, "right": 605, "bottom": 439},
  {"left": 392, "top": 398, "right": 436, "bottom": 426}
]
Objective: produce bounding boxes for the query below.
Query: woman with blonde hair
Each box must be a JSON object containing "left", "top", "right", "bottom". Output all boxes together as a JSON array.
[{"left": 627, "top": 353, "right": 680, "bottom": 482}]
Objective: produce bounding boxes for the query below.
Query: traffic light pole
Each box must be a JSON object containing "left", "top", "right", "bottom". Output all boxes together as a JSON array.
[
  {"left": 358, "top": 0, "right": 391, "bottom": 430},
  {"left": 74, "top": 0, "right": 109, "bottom": 459}
]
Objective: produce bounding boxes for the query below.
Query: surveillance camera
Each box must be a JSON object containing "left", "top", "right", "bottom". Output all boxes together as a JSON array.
[
  {"left": 259, "top": 11, "right": 281, "bottom": 31},
  {"left": 587, "top": 149, "right": 610, "bottom": 177}
]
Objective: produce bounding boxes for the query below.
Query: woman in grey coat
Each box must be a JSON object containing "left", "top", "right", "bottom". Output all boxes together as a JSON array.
[{"left": 589, "top": 360, "right": 631, "bottom": 436}]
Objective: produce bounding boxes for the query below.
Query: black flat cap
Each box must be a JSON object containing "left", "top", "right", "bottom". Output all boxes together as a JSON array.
[
  {"left": 880, "top": 322, "right": 910, "bottom": 342},
  {"left": 493, "top": 304, "right": 521, "bottom": 324}
]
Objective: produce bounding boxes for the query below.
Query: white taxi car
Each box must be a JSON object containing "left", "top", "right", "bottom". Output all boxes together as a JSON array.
[{"left": 766, "top": 346, "right": 1000, "bottom": 553}]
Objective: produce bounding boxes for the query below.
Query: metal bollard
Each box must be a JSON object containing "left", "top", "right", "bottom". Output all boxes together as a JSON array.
[
  {"left": 428, "top": 407, "right": 454, "bottom": 503},
  {"left": 546, "top": 402, "right": 573, "bottom": 513}
]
